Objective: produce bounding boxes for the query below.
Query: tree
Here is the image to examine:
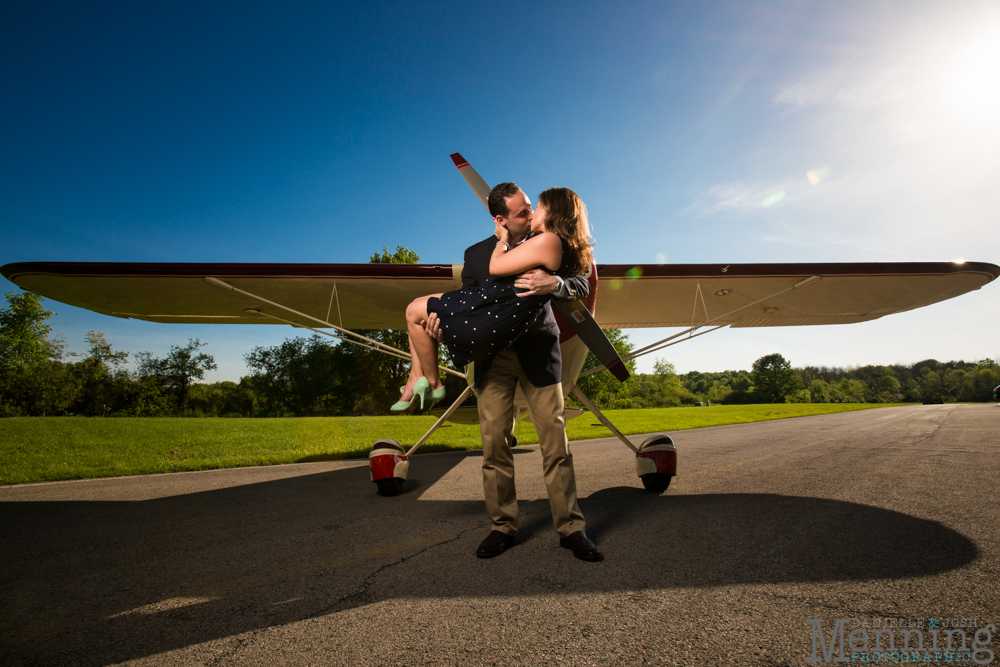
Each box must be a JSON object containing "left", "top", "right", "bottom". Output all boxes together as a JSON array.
[
  {"left": 751, "top": 353, "right": 801, "bottom": 403},
  {"left": 855, "top": 365, "right": 901, "bottom": 403},
  {"left": 370, "top": 245, "right": 420, "bottom": 265},
  {"left": 245, "top": 335, "right": 350, "bottom": 415},
  {"left": 12, "top": 358, "right": 80, "bottom": 417},
  {"left": 0, "top": 292, "right": 66, "bottom": 415},
  {"left": 647, "top": 358, "right": 690, "bottom": 406},
  {"left": 807, "top": 379, "right": 831, "bottom": 403},
  {"left": 337, "top": 245, "right": 425, "bottom": 415},
  {"left": 827, "top": 378, "right": 866, "bottom": 403},
  {"left": 971, "top": 361, "right": 1000, "bottom": 401},
  {"left": 186, "top": 381, "right": 257, "bottom": 416},
  {"left": 74, "top": 331, "right": 130, "bottom": 416},
  {"left": 0, "top": 292, "right": 61, "bottom": 372},
  {"left": 138, "top": 339, "right": 217, "bottom": 412}
]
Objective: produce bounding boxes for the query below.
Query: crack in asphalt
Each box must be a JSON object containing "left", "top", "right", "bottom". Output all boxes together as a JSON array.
[
  {"left": 308, "top": 505, "right": 559, "bottom": 618},
  {"left": 309, "top": 522, "right": 487, "bottom": 617}
]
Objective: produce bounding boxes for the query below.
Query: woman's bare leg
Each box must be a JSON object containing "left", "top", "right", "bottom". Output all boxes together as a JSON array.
[
  {"left": 405, "top": 295, "right": 444, "bottom": 390},
  {"left": 398, "top": 336, "right": 423, "bottom": 402}
]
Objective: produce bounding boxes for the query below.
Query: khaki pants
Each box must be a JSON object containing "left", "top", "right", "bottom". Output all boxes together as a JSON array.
[{"left": 477, "top": 350, "right": 586, "bottom": 537}]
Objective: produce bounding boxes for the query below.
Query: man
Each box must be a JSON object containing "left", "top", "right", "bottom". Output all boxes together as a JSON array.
[{"left": 426, "top": 182, "right": 602, "bottom": 561}]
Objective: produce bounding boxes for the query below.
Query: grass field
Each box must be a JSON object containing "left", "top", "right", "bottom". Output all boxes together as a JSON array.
[{"left": 0, "top": 403, "right": 909, "bottom": 485}]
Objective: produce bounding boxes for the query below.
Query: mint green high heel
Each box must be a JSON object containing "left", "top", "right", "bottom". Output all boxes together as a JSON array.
[
  {"left": 428, "top": 385, "right": 447, "bottom": 411},
  {"left": 392, "top": 378, "right": 438, "bottom": 413},
  {"left": 411, "top": 377, "right": 431, "bottom": 410},
  {"left": 390, "top": 383, "right": 420, "bottom": 414}
]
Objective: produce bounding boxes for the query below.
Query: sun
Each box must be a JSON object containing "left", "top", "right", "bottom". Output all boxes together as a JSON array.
[{"left": 941, "top": 26, "right": 1000, "bottom": 125}]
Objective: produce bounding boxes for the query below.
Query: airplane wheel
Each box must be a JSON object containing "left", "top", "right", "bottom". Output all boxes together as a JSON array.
[
  {"left": 376, "top": 478, "right": 403, "bottom": 497},
  {"left": 511, "top": 436, "right": 518, "bottom": 448},
  {"left": 641, "top": 473, "right": 672, "bottom": 493}
]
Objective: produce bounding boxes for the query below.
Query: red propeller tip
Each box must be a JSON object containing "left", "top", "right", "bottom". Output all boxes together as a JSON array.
[{"left": 450, "top": 153, "right": 469, "bottom": 168}]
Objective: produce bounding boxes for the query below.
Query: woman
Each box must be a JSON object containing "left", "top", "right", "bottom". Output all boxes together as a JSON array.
[{"left": 391, "top": 187, "right": 593, "bottom": 413}]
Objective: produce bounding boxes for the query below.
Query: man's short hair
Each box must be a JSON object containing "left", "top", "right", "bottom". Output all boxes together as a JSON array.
[{"left": 488, "top": 182, "right": 522, "bottom": 219}]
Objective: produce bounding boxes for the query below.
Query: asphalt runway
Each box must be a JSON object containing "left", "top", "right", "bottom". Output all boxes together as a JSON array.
[{"left": 1, "top": 404, "right": 997, "bottom": 666}]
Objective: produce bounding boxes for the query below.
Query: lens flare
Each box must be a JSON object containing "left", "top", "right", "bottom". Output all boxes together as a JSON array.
[
  {"left": 655, "top": 253, "right": 667, "bottom": 264},
  {"left": 626, "top": 266, "right": 643, "bottom": 280},
  {"left": 610, "top": 279, "right": 623, "bottom": 291},
  {"left": 761, "top": 191, "right": 785, "bottom": 207},
  {"left": 806, "top": 166, "right": 831, "bottom": 185}
]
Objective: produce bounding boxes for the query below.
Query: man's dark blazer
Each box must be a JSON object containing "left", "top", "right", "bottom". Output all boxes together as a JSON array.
[{"left": 461, "top": 235, "right": 590, "bottom": 387}]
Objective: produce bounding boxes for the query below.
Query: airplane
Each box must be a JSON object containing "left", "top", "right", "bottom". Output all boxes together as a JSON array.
[{"left": 2, "top": 153, "right": 998, "bottom": 497}]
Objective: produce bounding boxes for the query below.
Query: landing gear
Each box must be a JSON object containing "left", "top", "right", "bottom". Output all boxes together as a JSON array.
[
  {"left": 570, "top": 387, "right": 678, "bottom": 492},
  {"left": 368, "top": 386, "right": 477, "bottom": 496},
  {"left": 369, "top": 439, "right": 409, "bottom": 496},
  {"left": 635, "top": 434, "right": 677, "bottom": 493},
  {"left": 367, "top": 378, "right": 677, "bottom": 497},
  {"left": 375, "top": 477, "right": 404, "bottom": 497},
  {"left": 640, "top": 473, "right": 672, "bottom": 493}
]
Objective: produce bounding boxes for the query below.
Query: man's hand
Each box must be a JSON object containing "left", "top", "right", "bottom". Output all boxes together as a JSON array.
[
  {"left": 424, "top": 312, "right": 442, "bottom": 341},
  {"left": 514, "top": 268, "right": 559, "bottom": 297}
]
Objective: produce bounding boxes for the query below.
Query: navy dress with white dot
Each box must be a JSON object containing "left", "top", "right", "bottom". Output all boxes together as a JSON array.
[{"left": 427, "top": 236, "right": 571, "bottom": 368}]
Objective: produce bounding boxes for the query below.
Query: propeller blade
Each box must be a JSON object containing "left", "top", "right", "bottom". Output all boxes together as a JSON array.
[
  {"left": 450, "top": 153, "right": 491, "bottom": 211},
  {"left": 553, "top": 300, "right": 630, "bottom": 382}
]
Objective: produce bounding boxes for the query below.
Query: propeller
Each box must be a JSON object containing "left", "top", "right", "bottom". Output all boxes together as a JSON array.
[{"left": 450, "top": 153, "right": 491, "bottom": 211}]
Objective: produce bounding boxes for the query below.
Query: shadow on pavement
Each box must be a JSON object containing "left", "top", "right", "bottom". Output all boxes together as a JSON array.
[{"left": 0, "top": 454, "right": 977, "bottom": 666}]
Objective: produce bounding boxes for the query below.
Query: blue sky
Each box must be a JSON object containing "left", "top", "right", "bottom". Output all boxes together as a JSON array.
[{"left": 3, "top": 0, "right": 998, "bottom": 380}]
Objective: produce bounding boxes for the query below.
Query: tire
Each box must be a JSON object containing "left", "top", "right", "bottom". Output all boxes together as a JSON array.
[
  {"left": 376, "top": 478, "right": 404, "bottom": 497},
  {"left": 511, "top": 435, "right": 518, "bottom": 448},
  {"left": 641, "top": 473, "right": 672, "bottom": 493}
]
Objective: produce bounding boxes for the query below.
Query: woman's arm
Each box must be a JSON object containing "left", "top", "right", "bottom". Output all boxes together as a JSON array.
[{"left": 490, "top": 232, "right": 562, "bottom": 276}]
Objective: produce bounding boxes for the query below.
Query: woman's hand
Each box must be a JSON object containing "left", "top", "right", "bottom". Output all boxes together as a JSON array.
[{"left": 494, "top": 220, "right": 510, "bottom": 245}]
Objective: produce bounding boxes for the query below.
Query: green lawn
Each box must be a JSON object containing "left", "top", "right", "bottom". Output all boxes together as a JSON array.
[{"left": 0, "top": 403, "right": 908, "bottom": 485}]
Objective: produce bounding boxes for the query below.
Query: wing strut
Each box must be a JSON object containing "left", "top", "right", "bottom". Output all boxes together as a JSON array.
[
  {"left": 246, "top": 309, "right": 407, "bottom": 361},
  {"left": 570, "top": 385, "right": 638, "bottom": 453},
  {"left": 325, "top": 283, "right": 344, "bottom": 329},
  {"left": 205, "top": 277, "right": 466, "bottom": 378},
  {"left": 691, "top": 282, "right": 709, "bottom": 327},
  {"left": 405, "top": 385, "right": 476, "bottom": 456},
  {"left": 245, "top": 308, "right": 466, "bottom": 378},
  {"left": 580, "top": 274, "right": 822, "bottom": 377}
]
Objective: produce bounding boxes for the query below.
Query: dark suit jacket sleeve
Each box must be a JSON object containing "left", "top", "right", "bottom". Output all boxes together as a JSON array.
[
  {"left": 461, "top": 246, "right": 477, "bottom": 290},
  {"left": 556, "top": 272, "right": 591, "bottom": 301}
]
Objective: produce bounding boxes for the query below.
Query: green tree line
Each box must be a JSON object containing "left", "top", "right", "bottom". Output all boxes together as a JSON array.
[
  {"left": 0, "top": 292, "right": 220, "bottom": 417},
  {"left": 582, "top": 345, "right": 1000, "bottom": 408}
]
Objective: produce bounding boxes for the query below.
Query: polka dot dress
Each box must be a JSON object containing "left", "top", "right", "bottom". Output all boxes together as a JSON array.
[{"left": 428, "top": 237, "right": 571, "bottom": 367}]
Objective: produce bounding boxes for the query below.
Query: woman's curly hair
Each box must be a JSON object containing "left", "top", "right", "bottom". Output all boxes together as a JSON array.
[{"left": 538, "top": 187, "right": 594, "bottom": 276}]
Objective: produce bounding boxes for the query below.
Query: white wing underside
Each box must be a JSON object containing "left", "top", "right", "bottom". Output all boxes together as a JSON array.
[{"left": 3, "top": 261, "right": 995, "bottom": 331}]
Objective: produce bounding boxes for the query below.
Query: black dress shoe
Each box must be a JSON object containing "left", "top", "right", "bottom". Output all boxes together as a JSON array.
[
  {"left": 559, "top": 531, "right": 603, "bottom": 561},
  {"left": 476, "top": 530, "right": 516, "bottom": 558}
]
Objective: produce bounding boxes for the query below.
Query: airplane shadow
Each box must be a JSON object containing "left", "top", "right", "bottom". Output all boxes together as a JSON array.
[{"left": 0, "top": 451, "right": 977, "bottom": 666}]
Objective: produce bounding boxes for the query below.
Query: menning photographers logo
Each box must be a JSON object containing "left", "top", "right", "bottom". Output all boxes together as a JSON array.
[{"left": 806, "top": 617, "right": 995, "bottom": 664}]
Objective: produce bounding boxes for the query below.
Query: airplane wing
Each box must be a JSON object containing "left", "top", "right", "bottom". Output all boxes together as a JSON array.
[
  {"left": 591, "top": 262, "right": 999, "bottom": 328},
  {"left": 2, "top": 260, "right": 996, "bottom": 331},
  {"left": 0, "top": 261, "right": 462, "bottom": 329}
]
